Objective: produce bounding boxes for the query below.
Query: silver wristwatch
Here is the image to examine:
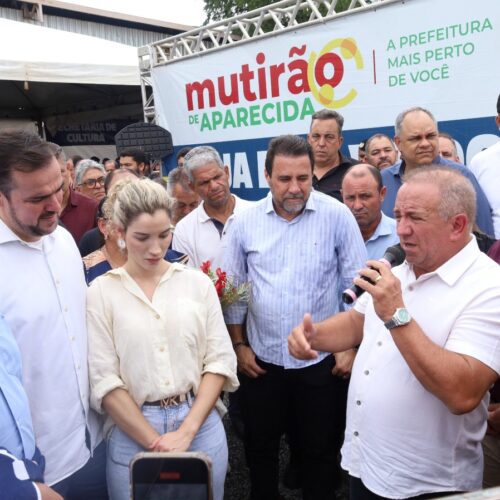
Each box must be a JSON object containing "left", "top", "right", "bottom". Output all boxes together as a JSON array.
[{"left": 384, "top": 308, "right": 412, "bottom": 330}]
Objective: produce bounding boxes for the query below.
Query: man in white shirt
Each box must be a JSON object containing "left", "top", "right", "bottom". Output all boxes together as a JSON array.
[
  {"left": 289, "top": 166, "right": 500, "bottom": 499},
  {"left": 0, "top": 130, "right": 106, "bottom": 498},
  {"left": 172, "top": 145, "right": 253, "bottom": 269},
  {"left": 469, "top": 94, "right": 500, "bottom": 238}
]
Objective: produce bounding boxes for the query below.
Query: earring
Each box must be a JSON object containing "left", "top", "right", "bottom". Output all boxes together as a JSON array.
[{"left": 117, "top": 238, "right": 126, "bottom": 250}]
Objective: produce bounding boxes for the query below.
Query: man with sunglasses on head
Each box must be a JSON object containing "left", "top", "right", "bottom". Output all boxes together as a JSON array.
[{"left": 307, "top": 109, "right": 359, "bottom": 202}]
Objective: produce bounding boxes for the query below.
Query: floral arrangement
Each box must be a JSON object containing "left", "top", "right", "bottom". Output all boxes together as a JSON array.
[{"left": 200, "top": 261, "right": 250, "bottom": 309}]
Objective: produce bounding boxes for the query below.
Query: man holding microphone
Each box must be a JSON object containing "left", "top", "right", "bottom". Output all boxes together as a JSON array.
[{"left": 289, "top": 166, "right": 500, "bottom": 500}]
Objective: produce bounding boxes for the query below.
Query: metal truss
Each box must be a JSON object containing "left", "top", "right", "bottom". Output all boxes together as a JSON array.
[{"left": 139, "top": 0, "right": 390, "bottom": 123}]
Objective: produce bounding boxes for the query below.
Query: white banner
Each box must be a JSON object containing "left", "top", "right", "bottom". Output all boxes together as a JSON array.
[{"left": 151, "top": 0, "right": 498, "bottom": 146}]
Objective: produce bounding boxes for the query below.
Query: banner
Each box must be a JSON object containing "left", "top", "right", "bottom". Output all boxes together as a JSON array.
[
  {"left": 151, "top": 0, "right": 499, "bottom": 200},
  {"left": 46, "top": 120, "right": 136, "bottom": 146}
]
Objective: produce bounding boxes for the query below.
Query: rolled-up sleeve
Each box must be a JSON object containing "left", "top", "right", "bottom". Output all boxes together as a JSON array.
[
  {"left": 87, "top": 280, "right": 126, "bottom": 412},
  {"left": 200, "top": 277, "right": 239, "bottom": 392}
]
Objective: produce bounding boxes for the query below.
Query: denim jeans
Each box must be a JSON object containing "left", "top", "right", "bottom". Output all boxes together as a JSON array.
[{"left": 106, "top": 399, "right": 227, "bottom": 500}]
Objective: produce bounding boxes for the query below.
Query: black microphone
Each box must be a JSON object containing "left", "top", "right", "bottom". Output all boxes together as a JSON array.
[{"left": 342, "top": 244, "right": 406, "bottom": 304}]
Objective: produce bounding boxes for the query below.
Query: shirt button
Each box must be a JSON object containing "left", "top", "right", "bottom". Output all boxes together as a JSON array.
[
  {"left": 77, "top": 364, "right": 81, "bottom": 370},
  {"left": 377, "top": 341, "right": 382, "bottom": 346},
  {"left": 159, "top": 347, "right": 165, "bottom": 352},
  {"left": 155, "top": 314, "right": 160, "bottom": 319},
  {"left": 354, "top": 431, "right": 359, "bottom": 437},
  {"left": 364, "top": 370, "right": 369, "bottom": 376},
  {"left": 64, "top": 307, "right": 68, "bottom": 312},
  {"left": 165, "top": 380, "right": 170, "bottom": 385},
  {"left": 70, "top": 336, "right": 75, "bottom": 342},
  {"left": 408, "top": 286, "right": 414, "bottom": 291},
  {"left": 356, "top": 400, "right": 361, "bottom": 406},
  {"left": 56, "top": 279, "right": 60, "bottom": 285}
]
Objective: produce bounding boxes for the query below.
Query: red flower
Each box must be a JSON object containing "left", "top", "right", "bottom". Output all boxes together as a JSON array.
[
  {"left": 215, "top": 268, "right": 226, "bottom": 284},
  {"left": 199, "top": 261, "right": 249, "bottom": 309},
  {"left": 214, "top": 279, "right": 225, "bottom": 297}
]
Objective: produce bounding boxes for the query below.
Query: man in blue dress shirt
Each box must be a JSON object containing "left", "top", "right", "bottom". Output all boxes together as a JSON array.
[
  {"left": 381, "top": 107, "right": 494, "bottom": 236},
  {"left": 0, "top": 315, "right": 61, "bottom": 500},
  {"left": 342, "top": 164, "right": 399, "bottom": 261},
  {"left": 224, "top": 135, "right": 367, "bottom": 500}
]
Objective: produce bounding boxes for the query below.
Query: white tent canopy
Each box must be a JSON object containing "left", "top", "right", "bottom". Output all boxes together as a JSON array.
[{"left": 0, "top": 18, "right": 140, "bottom": 85}]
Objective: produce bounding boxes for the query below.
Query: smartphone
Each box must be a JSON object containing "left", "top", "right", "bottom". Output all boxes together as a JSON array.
[{"left": 130, "top": 451, "right": 213, "bottom": 500}]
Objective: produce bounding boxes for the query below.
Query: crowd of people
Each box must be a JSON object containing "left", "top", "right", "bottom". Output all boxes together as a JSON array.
[{"left": 0, "top": 96, "right": 499, "bottom": 500}]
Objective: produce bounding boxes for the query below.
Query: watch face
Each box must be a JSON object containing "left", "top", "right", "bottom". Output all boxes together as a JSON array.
[{"left": 396, "top": 308, "right": 411, "bottom": 323}]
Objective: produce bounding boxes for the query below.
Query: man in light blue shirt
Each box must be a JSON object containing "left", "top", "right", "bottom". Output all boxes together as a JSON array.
[
  {"left": 381, "top": 107, "right": 494, "bottom": 236},
  {"left": 224, "top": 135, "right": 366, "bottom": 500},
  {"left": 0, "top": 315, "right": 61, "bottom": 500},
  {"left": 342, "top": 164, "right": 399, "bottom": 260}
]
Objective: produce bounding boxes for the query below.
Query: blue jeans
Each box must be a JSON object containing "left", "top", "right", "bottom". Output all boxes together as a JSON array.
[{"left": 106, "top": 399, "right": 227, "bottom": 500}]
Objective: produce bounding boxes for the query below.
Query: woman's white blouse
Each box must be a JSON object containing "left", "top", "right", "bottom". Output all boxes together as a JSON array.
[{"left": 87, "top": 263, "right": 238, "bottom": 432}]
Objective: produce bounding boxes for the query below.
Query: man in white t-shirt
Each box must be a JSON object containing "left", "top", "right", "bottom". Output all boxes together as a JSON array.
[
  {"left": 0, "top": 130, "right": 106, "bottom": 498},
  {"left": 469, "top": 94, "right": 500, "bottom": 238},
  {"left": 172, "top": 145, "right": 253, "bottom": 270},
  {"left": 289, "top": 165, "right": 500, "bottom": 500}
]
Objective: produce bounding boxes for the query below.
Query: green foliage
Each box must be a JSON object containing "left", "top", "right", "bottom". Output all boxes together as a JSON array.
[{"left": 204, "top": 0, "right": 352, "bottom": 25}]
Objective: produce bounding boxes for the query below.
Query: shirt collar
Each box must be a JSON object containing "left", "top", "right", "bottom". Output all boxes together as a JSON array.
[
  {"left": 405, "top": 236, "right": 479, "bottom": 286},
  {"left": 0, "top": 217, "right": 55, "bottom": 250},
  {"left": 106, "top": 263, "right": 184, "bottom": 302},
  {"left": 108, "top": 262, "right": 183, "bottom": 280},
  {"left": 371, "top": 213, "right": 395, "bottom": 239},
  {"left": 197, "top": 195, "right": 238, "bottom": 223},
  {"left": 375, "top": 212, "right": 394, "bottom": 236},
  {"left": 391, "top": 156, "right": 443, "bottom": 178},
  {"left": 264, "top": 190, "right": 317, "bottom": 217}
]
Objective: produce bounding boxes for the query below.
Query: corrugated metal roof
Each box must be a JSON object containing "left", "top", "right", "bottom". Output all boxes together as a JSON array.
[{"left": 0, "top": 5, "right": 181, "bottom": 46}]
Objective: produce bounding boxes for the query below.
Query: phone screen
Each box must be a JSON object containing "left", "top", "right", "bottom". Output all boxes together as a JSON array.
[{"left": 132, "top": 455, "right": 210, "bottom": 500}]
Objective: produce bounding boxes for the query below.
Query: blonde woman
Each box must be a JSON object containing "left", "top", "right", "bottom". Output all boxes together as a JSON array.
[{"left": 87, "top": 179, "right": 238, "bottom": 500}]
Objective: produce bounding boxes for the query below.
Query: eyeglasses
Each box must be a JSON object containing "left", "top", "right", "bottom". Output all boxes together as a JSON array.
[
  {"left": 80, "top": 176, "right": 105, "bottom": 188},
  {"left": 310, "top": 134, "right": 339, "bottom": 143}
]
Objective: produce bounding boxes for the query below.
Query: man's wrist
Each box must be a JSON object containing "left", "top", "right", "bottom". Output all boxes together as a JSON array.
[{"left": 232, "top": 341, "right": 249, "bottom": 351}]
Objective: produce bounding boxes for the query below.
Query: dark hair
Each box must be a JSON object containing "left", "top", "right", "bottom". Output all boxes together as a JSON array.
[
  {"left": 0, "top": 130, "right": 55, "bottom": 196},
  {"left": 265, "top": 135, "right": 314, "bottom": 176},
  {"left": 176, "top": 147, "right": 192, "bottom": 162},
  {"left": 96, "top": 196, "right": 106, "bottom": 219},
  {"left": 358, "top": 138, "right": 369, "bottom": 152},
  {"left": 310, "top": 109, "right": 344, "bottom": 135},
  {"left": 365, "top": 133, "right": 396, "bottom": 154},
  {"left": 342, "top": 164, "right": 383, "bottom": 192},
  {"left": 104, "top": 167, "right": 140, "bottom": 193},
  {"left": 71, "top": 155, "right": 83, "bottom": 166},
  {"left": 119, "top": 148, "right": 149, "bottom": 166}
]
